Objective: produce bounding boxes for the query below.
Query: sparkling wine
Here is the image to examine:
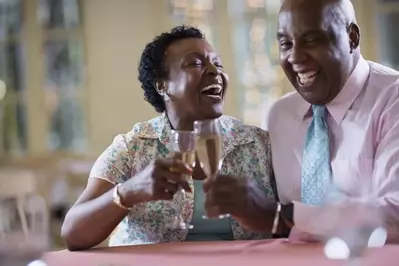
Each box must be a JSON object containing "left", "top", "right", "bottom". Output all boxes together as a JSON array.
[
  {"left": 172, "top": 151, "right": 196, "bottom": 168},
  {"left": 196, "top": 134, "right": 222, "bottom": 179}
]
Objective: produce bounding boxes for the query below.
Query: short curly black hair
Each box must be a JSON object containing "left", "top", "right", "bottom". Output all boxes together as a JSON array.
[{"left": 138, "top": 25, "right": 205, "bottom": 113}]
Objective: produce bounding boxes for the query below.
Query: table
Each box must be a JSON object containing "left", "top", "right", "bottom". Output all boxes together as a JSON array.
[{"left": 43, "top": 239, "right": 398, "bottom": 266}]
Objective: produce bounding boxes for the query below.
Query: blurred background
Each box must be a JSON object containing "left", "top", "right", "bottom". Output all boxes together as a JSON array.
[{"left": 0, "top": 0, "right": 398, "bottom": 249}]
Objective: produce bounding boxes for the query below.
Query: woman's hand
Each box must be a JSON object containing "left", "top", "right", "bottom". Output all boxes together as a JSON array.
[{"left": 119, "top": 158, "right": 192, "bottom": 206}]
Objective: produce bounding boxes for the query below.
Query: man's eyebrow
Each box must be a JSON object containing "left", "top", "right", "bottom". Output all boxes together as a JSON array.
[{"left": 277, "top": 32, "right": 287, "bottom": 39}]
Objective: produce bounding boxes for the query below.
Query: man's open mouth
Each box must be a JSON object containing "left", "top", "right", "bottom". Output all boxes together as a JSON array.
[{"left": 296, "top": 70, "right": 320, "bottom": 87}]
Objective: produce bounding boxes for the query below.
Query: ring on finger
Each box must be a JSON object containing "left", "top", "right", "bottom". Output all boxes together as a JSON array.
[{"left": 169, "top": 166, "right": 180, "bottom": 173}]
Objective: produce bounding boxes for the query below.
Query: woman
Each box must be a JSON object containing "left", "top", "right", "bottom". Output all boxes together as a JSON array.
[{"left": 61, "top": 26, "right": 276, "bottom": 250}]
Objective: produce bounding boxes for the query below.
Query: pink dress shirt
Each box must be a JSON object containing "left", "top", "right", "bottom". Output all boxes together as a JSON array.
[{"left": 266, "top": 56, "right": 399, "bottom": 242}]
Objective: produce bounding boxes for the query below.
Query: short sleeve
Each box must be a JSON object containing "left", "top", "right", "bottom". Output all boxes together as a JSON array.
[{"left": 89, "top": 134, "right": 133, "bottom": 185}]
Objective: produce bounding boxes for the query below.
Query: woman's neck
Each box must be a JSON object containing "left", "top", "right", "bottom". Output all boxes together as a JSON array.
[{"left": 165, "top": 111, "right": 194, "bottom": 131}]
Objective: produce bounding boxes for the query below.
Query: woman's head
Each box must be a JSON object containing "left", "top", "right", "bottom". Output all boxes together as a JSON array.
[{"left": 138, "top": 25, "right": 228, "bottom": 124}]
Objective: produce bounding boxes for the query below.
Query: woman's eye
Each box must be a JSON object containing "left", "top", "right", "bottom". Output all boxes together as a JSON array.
[
  {"left": 189, "top": 61, "right": 202, "bottom": 66},
  {"left": 214, "top": 62, "right": 223, "bottom": 68}
]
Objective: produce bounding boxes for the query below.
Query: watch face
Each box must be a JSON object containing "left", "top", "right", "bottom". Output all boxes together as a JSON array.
[{"left": 281, "top": 204, "right": 294, "bottom": 224}]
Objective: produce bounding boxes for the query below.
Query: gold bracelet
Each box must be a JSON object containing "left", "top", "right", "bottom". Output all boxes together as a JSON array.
[
  {"left": 113, "top": 183, "right": 132, "bottom": 211},
  {"left": 272, "top": 202, "right": 281, "bottom": 235}
]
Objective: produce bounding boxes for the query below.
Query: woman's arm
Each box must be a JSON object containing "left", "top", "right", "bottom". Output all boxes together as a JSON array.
[
  {"left": 61, "top": 178, "right": 137, "bottom": 251},
  {"left": 61, "top": 133, "right": 135, "bottom": 251}
]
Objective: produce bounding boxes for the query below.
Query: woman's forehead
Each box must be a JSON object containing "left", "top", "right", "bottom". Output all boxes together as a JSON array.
[{"left": 165, "top": 38, "right": 216, "bottom": 59}]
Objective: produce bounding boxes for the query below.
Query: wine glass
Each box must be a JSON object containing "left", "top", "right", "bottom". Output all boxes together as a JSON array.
[
  {"left": 0, "top": 194, "right": 49, "bottom": 266},
  {"left": 168, "top": 129, "right": 196, "bottom": 230},
  {"left": 193, "top": 119, "right": 227, "bottom": 219},
  {"left": 322, "top": 183, "right": 387, "bottom": 265}
]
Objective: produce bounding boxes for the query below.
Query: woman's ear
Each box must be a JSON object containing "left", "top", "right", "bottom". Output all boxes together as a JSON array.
[
  {"left": 155, "top": 80, "right": 167, "bottom": 95},
  {"left": 155, "top": 80, "right": 171, "bottom": 101}
]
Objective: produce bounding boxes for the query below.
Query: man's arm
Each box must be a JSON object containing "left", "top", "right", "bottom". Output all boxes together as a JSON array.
[{"left": 283, "top": 99, "right": 399, "bottom": 242}]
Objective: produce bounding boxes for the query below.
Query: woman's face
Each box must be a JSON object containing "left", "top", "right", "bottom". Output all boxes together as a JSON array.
[{"left": 162, "top": 38, "right": 228, "bottom": 122}]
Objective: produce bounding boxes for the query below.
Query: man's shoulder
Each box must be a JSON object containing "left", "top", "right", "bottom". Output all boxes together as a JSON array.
[
  {"left": 272, "top": 91, "right": 302, "bottom": 109},
  {"left": 220, "top": 115, "right": 270, "bottom": 144},
  {"left": 268, "top": 91, "right": 302, "bottom": 120},
  {"left": 368, "top": 61, "right": 399, "bottom": 90},
  {"left": 365, "top": 61, "right": 399, "bottom": 108}
]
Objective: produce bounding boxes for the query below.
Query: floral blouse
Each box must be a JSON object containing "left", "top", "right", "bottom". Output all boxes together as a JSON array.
[{"left": 89, "top": 114, "right": 275, "bottom": 246}]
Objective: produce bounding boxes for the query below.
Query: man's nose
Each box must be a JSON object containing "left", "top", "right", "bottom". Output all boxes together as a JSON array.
[{"left": 287, "top": 45, "right": 308, "bottom": 65}]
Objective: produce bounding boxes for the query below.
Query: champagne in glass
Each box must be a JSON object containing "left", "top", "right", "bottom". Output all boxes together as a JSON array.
[
  {"left": 195, "top": 134, "right": 222, "bottom": 181},
  {"left": 194, "top": 119, "right": 226, "bottom": 219},
  {"left": 171, "top": 150, "right": 196, "bottom": 169},
  {"left": 168, "top": 130, "right": 196, "bottom": 230}
]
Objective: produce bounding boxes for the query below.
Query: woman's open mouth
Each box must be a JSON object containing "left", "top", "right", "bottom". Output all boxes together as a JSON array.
[{"left": 201, "top": 84, "right": 223, "bottom": 100}]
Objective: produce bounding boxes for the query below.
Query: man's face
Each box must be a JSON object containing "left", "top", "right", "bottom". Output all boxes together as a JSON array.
[{"left": 277, "top": 0, "right": 359, "bottom": 105}]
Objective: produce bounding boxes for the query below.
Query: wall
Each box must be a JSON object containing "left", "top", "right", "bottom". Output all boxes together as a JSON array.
[
  {"left": 82, "top": 0, "right": 380, "bottom": 154},
  {"left": 82, "top": 0, "right": 238, "bottom": 154}
]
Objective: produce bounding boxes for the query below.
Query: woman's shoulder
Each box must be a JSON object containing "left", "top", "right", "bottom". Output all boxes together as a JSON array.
[
  {"left": 113, "top": 115, "right": 165, "bottom": 145},
  {"left": 219, "top": 115, "right": 270, "bottom": 143}
]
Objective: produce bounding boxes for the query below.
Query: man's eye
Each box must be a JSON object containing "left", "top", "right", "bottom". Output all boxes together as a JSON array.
[
  {"left": 279, "top": 41, "right": 292, "bottom": 49},
  {"left": 305, "top": 37, "right": 318, "bottom": 43}
]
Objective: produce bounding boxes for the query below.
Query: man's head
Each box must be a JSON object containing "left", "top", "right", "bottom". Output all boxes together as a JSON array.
[{"left": 277, "top": 0, "right": 360, "bottom": 105}]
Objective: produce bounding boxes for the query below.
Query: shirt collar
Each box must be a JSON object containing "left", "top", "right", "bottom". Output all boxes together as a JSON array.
[
  {"left": 135, "top": 113, "right": 255, "bottom": 157},
  {"left": 297, "top": 56, "right": 370, "bottom": 124}
]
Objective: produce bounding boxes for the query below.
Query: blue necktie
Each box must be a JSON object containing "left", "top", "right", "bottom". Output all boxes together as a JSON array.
[{"left": 301, "top": 105, "right": 332, "bottom": 206}]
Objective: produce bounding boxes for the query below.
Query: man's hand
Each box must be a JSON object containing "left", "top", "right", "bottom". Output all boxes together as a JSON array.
[{"left": 203, "top": 174, "right": 276, "bottom": 232}]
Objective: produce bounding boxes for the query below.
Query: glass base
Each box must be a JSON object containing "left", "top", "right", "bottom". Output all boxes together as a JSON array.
[
  {"left": 202, "top": 213, "right": 230, "bottom": 220},
  {"left": 167, "top": 215, "right": 194, "bottom": 230}
]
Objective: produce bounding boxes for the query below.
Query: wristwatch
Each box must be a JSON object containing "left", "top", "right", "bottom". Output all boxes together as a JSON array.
[
  {"left": 113, "top": 183, "right": 132, "bottom": 211},
  {"left": 281, "top": 203, "right": 294, "bottom": 229}
]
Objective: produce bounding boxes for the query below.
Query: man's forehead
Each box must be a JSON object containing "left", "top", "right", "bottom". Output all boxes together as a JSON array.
[{"left": 278, "top": 3, "right": 332, "bottom": 34}]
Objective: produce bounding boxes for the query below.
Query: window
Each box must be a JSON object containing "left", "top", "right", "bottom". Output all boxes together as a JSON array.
[
  {"left": 168, "top": 0, "right": 216, "bottom": 46},
  {"left": 229, "top": 0, "right": 284, "bottom": 126},
  {"left": 40, "top": 0, "right": 86, "bottom": 152},
  {"left": 0, "top": 0, "right": 26, "bottom": 156},
  {"left": 376, "top": 8, "right": 399, "bottom": 70},
  {"left": 0, "top": 0, "right": 86, "bottom": 158}
]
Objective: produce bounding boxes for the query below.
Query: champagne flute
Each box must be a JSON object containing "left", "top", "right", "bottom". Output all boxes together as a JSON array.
[
  {"left": 193, "top": 119, "right": 227, "bottom": 219},
  {"left": 322, "top": 183, "right": 387, "bottom": 266},
  {"left": 168, "top": 129, "right": 196, "bottom": 230}
]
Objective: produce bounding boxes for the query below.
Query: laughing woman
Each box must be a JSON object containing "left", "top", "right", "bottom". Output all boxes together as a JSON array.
[{"left": 61, "top": 26, "right": 276, "bottom": 250}]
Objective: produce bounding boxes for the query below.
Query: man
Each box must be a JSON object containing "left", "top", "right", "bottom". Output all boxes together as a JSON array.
[{"left": 265, "top": 0, "right": 399, "bottom": 242}]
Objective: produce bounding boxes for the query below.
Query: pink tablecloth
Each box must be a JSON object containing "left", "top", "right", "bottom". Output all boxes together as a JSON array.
[{"left": 43, "top": 239, "right": 398, "bottom": 266}]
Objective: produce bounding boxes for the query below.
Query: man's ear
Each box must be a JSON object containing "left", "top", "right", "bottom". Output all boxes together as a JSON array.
[{"left": 348, "top": 22, "right": 360, "bottom": 52}]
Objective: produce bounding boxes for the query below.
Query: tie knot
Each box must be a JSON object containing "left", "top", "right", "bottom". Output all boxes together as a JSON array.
[{"left": 312, "top": 105, "right": 326, "bottom": 118}]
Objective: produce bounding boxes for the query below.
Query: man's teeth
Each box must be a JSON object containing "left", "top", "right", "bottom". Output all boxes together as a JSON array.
[
  {"left": 297, "top": 71, "right": 318, "bottom": 79},
  {"left": 297, "top": 71, "right": 319, "bottom": 86}
]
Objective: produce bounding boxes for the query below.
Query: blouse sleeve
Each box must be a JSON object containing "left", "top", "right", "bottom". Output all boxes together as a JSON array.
[{"left": 89, "top": 133, "right": 135, "bottom": 185}]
